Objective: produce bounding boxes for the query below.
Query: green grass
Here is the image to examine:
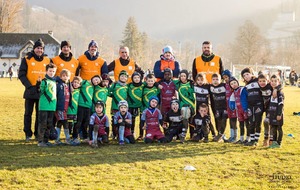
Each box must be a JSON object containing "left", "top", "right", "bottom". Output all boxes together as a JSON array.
[{"left": 0, "top": 78, "right": 300, "bottom": 189}]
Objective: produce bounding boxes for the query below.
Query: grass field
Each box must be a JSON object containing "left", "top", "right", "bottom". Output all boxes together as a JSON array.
[{"left": 0, "top": 78, "right": 299, "bottom": 190}]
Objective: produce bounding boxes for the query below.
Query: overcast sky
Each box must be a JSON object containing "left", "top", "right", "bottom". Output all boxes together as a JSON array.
[{"left": 27, "top": 0, "right": 284, "bottom": 44}]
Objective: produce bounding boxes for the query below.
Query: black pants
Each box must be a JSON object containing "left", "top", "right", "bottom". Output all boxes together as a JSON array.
[
  {"left": 73, "top": 106, "right": 90, "bottom": 139},
  {"left": 24, "top": 99, "right": 39, "bottom": 138},
  {"left": 271, "top": 125, "right": 283, "bottom": 145},
  {"left": 165, "top": 127, "right": 181, "bottom": 143},
  {"left": 38, "top": 111, "right": 54, "bottom": 143}
]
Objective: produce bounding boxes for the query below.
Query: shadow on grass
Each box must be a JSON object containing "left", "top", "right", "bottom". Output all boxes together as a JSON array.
[{"left": 0, "top": 139, "right": 253, "bottom": 170}]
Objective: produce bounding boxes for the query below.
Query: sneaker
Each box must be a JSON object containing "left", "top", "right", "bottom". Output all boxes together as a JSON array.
[
  {"left": 65, "top": 139, "right": 72, "bottom": 145},
  {"left": 179, "top": 133, "right": 186, "bottom": 144},
  {"left": 245, "top": 141, "right": 257, "bottom": 146},
  {"left": 234, "top": 140, "right": 243, "bottom": 144},
  {"left": 119, "top": 140, "right": 125, "bottom": 145},
  {"left": 203, "top": 138, "right": 209, "bottom": 143},
  {"left": 269, "top": 141, "right": 280, "bottom": 148},
  {"left": 88, "top": 140, "right": 93, "bottom": 146},
  {"left": 37, "top": 142, "right": 48, "bottom": 147},
  {"left": 136, "top": 136, "right": 143, "bottom": 141},
  {"left": 71, "top": 138, "right": 81, "bottom": 146},
  {"left": 55, "top": 140, "right": 63, "bottom": 146},
  {"left": 25, "top": 136, "right": 32, "bottom": 142},
  {"left": 91, "top": 142, "right": 98, "bottom": 148},
  {"left": 213, "top": 134, "right": 222, "bottom": 142},
  {"left": 45, "top": 142, "right": 54, "bottom": 147},
  {"left": 263, "top": 139, "right": 269, "bottom": 147}
]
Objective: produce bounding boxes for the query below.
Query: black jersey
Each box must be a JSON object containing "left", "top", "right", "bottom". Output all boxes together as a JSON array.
[
  {"left": 194, "top": 84, "right": 210, "bottom": 108},
  {"left": 245, "top": 78, "right": 263, "bottom": 107},
  {"left": 210, "top": 83, "right": 227, "bottom": 110},
  {"left": 164, "top": 109, "right": 183, "bottom": 129}
]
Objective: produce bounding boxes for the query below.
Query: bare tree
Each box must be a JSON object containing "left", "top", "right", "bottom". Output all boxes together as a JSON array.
[
  {"left": 0, "top": 0, "right": 24, "bottom": 32},
  {"left": 230, "top": 20, "right": 271, "bottom": 66}
]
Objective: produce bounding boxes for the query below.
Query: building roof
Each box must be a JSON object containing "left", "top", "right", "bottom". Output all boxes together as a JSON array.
[{"left": 0, "top": 33, "right": 60, "bottom": 59}]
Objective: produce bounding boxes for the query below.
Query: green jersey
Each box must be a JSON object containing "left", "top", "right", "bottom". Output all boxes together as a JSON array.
[
  {"left": 175, "top": 80, "right": 195, "bottom": 109},
  {"left": 78, "top": 80, "right": 94, "bottom": 109},
  {"left": 109, "top": 82, "right": 128, "bottom": 111},
  {"left": 67, "top": 88, "right": 80, "bottom": 115},
  {"left": 127, "top": 83, "right": 143, "bottom": 109},
  {"left": 141, "top": 85, "right": 160, "bottom": 111},
  {"left": 92, "top": 85, "right": 109, "bottom": 112},
  {"left": 39, "top": 76, "right": 57, "bottom": 111}
]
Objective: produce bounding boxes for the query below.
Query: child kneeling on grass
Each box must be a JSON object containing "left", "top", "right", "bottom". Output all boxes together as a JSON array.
[
  {"left": 114, "top": 100, "right": 135, "bottom": 145},
  {"left": 141, "top": 96, "right": 167, "bottom": 143},
  {"left": 89, "top": 101, "right": 109, "bottom": 148},
  {"left": 191, "top": 103, "right": 211, "bottom": 143}
]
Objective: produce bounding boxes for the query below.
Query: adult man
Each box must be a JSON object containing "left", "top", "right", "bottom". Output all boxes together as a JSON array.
[
  {"left": 192, "top": 41, "right": 224, "bottom": 83},
  {"left": 52, "top": 41, "right": 78, "bottom": 81},
  {"left": 76, "top": 40, "right": 108, "bottom": 80},
  {"left": 108, "top": 46, "right": 144, "bottom": 83},
  {"left": 18, "top": 38, "right": 51, "bottom": 141},
  {"left": 153, "top": 45, "right": 181, "bottom": 81}
]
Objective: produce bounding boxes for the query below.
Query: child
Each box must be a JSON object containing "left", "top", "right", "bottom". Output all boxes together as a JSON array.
[
  {"left": 73, "top": 75, "right": 101, "bottom": 143},
  {"left": 159, "top": 68, "right": 177, "bottom": 118},
  {"left": 127, "top": 72, "right": 143, "bottom": 135},
  {"left": 89, "top": 101, "right": 109, "bottom": 148},
  {"left": 174, "top": 69, "right": 195, "bottom": 141},
  {"left": 194, "top": 72, "right": 216, "bottom": 138},
  {"left": 163, "top": 99, "right": 183, "bottom": 143},
  {"left": 109, "top": 70, "right": 128, "bottom": 139},
  {"left": 66, "top": 76, "right": 82, "bottom": 144},
  {"left": 209, "top": 73, "right": 227, "bottom": 142},
  {"left": 191, "top": 103, "right": 211, "bottom": 143},
  {"left": 241, "top": 68, "right": 264, "bottom": 146},
  {"left": 55, "top": 69, "right": 72, "bottom": 145},
  {"left": 141, "top": 96, "right": 167, "bottom": 143},
  {"left": 36, "top": 63, "right": 57, "bottom": 147},
  {"left": 268, "top": 75, "right": 284, "bottom": 148},
  {"left": 114, "top": 100, "right": 135, "bottom": 145},
  {"left": 222, "top": 70, "right": 237, "bottom": 142},
  {"left": 229, "top": 77, "right": 249, "bottom": 144},
  {"left": 137, "top": 73, "right": 160, "bottom": 140}
]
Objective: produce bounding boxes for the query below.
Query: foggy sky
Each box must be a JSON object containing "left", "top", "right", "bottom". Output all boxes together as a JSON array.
[{"left": 27, "top": 0, "right": 283, "bottom": 44}]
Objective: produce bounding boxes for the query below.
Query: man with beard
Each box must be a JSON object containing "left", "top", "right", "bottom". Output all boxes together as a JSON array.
[
  {"left": 192, "top": 41, "right": 224, "bottom": 83},
  {"left": 18, "top": 38, "right": 51, "bottom": 141},
  {"left": 76, "top": 40, "right": 108, "bottom": 80},
  {"left": 52, "top": 41, "right": 78, "bottom": 81}
]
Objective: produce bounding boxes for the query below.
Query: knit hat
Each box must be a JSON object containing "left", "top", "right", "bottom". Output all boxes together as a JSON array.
[
  {"left": 33, "top": 38, "right": 45, "bottom": 49},
  {"left": 162, "top": 45, "right": 173, "bottom": 55},
  {"left": 94, "top": 100, "right": 105, "bottom": 109},
  {"left": 118, "top": 100, "right": 128, "bottom": 108},
  {"left": 61, "top": 40, "right": 71, "bottom": 49},
  {"left": 88, "top": 40, "right": 98, "bottom": 49},
  {"left": 149, "top": 96, "right": 159, "bottom": 107},
  {"left": 119, "top": 70, "right": 128, "bottom": 78},
  {"left": 101, "top": 73, "right": 112, "bottom": 84},
  {"left": 170, "top": 99, "right": 180, "bottom": 106},
  {"left": 222, "top": 69, "right": 232, "bottom": 78},
  {"left": 229, "top": 77, "right": 239, "bottom": 88},
  {"left": 131, "top": 72, "right": 141, "bottom": 80},
  {"left": 179, "top": 69, "right": 189, "bottom": 77},
  {"left": 241, "top": 68, "right": 251, "bottom": 77}
]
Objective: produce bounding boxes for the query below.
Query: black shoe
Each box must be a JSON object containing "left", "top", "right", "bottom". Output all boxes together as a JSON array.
[{"left": 245, "top": 141, "right": 257, "bottom": 146}]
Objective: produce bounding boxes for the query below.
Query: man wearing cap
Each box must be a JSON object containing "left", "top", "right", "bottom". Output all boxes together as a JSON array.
[
  {"left": 52, "top": 41, "right": 78, "bottom": 81},
  {"left": 153, "top": 45, "right": 181, "bottom": 81},
  {"left": 18, "top": 38, "right": 51, "bottom": 141},
  {"left": 108, "top": 46, "right": 144, "bottom": 83},
  {"left": 192, "top": 41, "right": 224, "bottom": 83},
  {"left": 76, "top": 40, "right": 108, "bottom": 80}
]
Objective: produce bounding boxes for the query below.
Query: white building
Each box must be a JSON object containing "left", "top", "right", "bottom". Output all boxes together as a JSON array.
[{"left": 0, "top": 32, "right": 60, "bottom": 77}]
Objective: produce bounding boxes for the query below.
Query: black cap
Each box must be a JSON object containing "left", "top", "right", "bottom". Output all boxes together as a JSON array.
[{"left": 33, "top": 38, "right": 45, "bottom": 49}]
